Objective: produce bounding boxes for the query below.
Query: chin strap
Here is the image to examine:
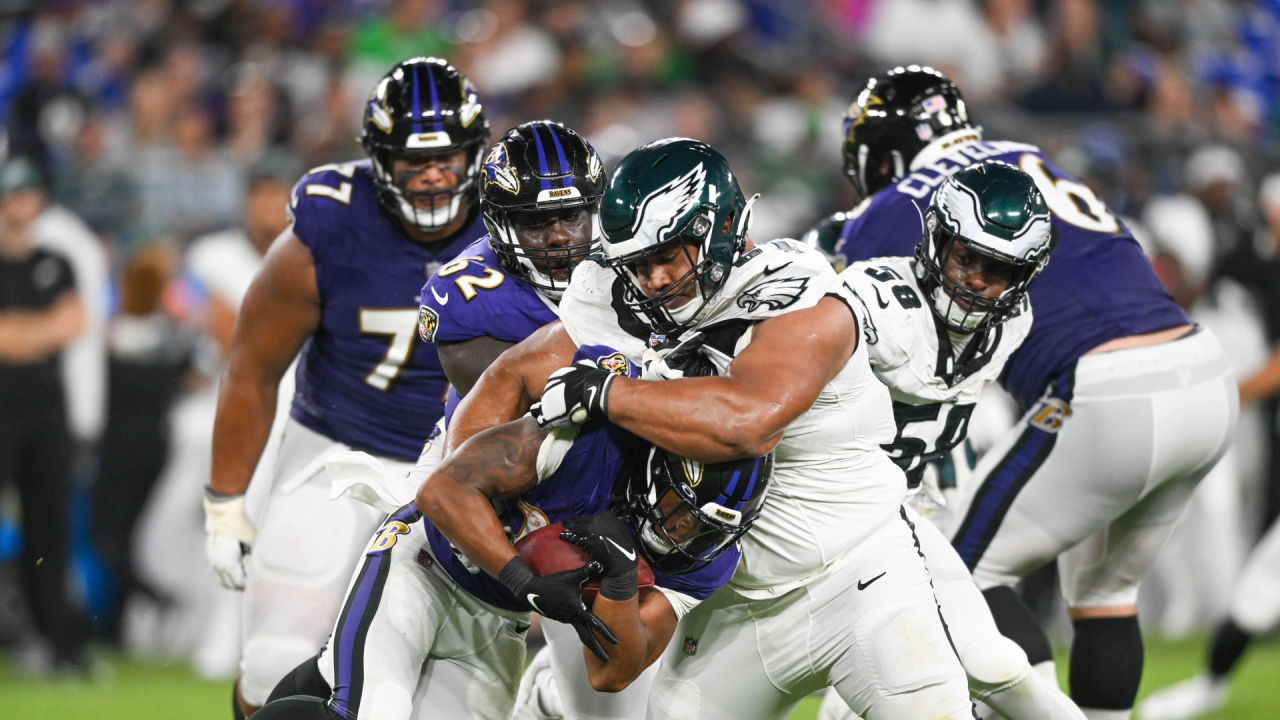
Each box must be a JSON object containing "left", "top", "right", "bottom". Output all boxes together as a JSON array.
[{"left": 734, "top": 194, "right": 761, "bottom": 255}]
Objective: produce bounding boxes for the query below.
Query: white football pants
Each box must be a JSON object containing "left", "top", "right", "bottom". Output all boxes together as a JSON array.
[
  {"left": 646, "top": 508, "right": 971, "bottom": 720},
  {"left": 238, "top": 418, "right": 413, "bottom": 705},
  {"left": 949, "top": 327, "right": 1237, "bottom": 609}
]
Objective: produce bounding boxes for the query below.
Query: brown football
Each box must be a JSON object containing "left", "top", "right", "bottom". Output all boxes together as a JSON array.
[{"left": 514, "top": 523, "right": 655, "bottom": 606}]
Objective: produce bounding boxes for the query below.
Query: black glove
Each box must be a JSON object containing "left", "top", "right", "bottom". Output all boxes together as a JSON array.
[
  {"left": 499, "top": 556, "right": 618, "bottom": 661},
  {"left": 530, "top": 361, "right": 616, "bottom": 430},
  {"left": 561, "top": 512, "right": 639, "bottom": 601}
]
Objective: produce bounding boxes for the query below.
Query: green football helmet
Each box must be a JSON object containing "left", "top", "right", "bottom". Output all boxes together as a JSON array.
[
  {"left": 599, "top": 138, "right": 755, "bottom": 335},
  {"left": 917, "top": 160, "right": 1055, "bottom": 333}
]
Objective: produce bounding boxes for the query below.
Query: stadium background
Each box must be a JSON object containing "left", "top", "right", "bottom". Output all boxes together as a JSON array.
[{"left": 2, "top": 0, "right": 1280, "bottom": 717}]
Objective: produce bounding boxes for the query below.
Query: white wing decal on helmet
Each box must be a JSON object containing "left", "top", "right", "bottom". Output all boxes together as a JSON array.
[
  {"left": 632, "top": 163, "right": 706, "bottom": 246},
  {"left": 736, "top": 276, "right": 811, "bottom": 314}
]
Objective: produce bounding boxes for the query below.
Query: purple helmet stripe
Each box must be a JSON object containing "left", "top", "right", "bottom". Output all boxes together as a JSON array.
[
  {"left": 547, "top": 124, "right": 574, "bottom": 189},
  {"left": 531, "top": 124, "right": 552, "bottom": 191}
]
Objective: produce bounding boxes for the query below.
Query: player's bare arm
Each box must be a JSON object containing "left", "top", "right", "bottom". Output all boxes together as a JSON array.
[
  {"left": 416, "top": 416, "right": 546, "bottom": 577},
  {"left": 585, "top": 589, "right": 677, "bottom": 692},
  {"left": 605, "top": 296, "right": 856, "bottom": 461},
  {"left": 209, "top": 230, "right": 319, "bottom": 496},
  {"left": 444, "top": 320, "right": 577, "bottom": 454},
  {"left": 0, "top": 290, "right": 84, "bottom": 362},
  {"left": 436, "top": 335, "right": 515, "bottom": 397}
]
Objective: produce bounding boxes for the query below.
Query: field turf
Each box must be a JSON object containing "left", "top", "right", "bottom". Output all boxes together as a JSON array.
[{"left": 2, "top": 635, "right": 1276, "bottom": 719}]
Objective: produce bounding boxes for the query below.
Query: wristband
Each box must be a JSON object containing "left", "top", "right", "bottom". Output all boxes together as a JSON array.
[
  {"left": 598, "top": 567, "right": 638, "bottom": 602},
  {"left": 499, "top": 556, "right": 534, "bottom": 596}
]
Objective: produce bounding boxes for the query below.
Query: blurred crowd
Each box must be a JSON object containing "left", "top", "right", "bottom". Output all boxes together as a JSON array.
[{"left": 4, "top": 0, "right": 1280, "bottom": 678}]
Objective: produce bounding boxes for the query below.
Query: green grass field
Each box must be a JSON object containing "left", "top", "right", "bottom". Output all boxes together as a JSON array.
[{"left": 2, "top": 636, "right": 1277, "bottom": 719}]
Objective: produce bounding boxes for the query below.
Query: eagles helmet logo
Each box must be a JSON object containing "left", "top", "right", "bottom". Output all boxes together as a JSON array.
[
  {"left": 737, "top": 277, "right": 811, "bottom": 314},
  {"left": 418, "top": 305, "right": 439, "bottom": 343},
  {"left": 632, "top": 163, "right": 706, "bottom": 245},
  {"left": 597, "top": 352, "right": 631, "bottom": 377},
  {"left": 484, "top": 144, "right": 520, "bottom": 195}
]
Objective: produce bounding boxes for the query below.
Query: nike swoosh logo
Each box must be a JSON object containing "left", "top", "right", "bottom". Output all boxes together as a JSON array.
[
  {"left": 872, "top": 286, "right": 890, "bottom": 309},
  {"left": 605, "top": 537, "right": 637, "bottom": 561},
  {"left": 858, "top": 572, "right": 886, "bottom": 591},
  {"left": 431, "top": 286, "right": 449, "bottom": 305},
  {"left": 585, "top": 386, "right": 597, "bottom": 411},
  {"left": 762, "top": 262, "right": 791, "bottom": 276},
  {"left": 526, "top": 593, "right": 543, "bottom": 613},
  {"left": 515, "top": 622, "right": 531, "bottom": 634}
]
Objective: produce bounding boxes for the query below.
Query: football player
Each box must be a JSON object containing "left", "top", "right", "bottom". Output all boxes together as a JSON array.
[
  {"left": 248, "top": 346, "right": 773, "bottom": 720},
  {"left": 823, "top": 66, "right": 1237, "bottom": 720},
  {"left": 203, "top": 57, "right": 491, "bottom": 717},
  {"left": 811, "top": 164, "right": 1086, "bottom": 720},
  {"left": 445, "top": 138, "right": 973, "bottom": 719}
]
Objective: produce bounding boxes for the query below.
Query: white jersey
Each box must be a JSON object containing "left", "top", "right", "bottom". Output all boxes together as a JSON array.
[
  {"left": 560, "top": 239, "right": 906, "bottom": 598},
  {"left": 838, "top": 256, "right": 1032, "bottom": 487}
]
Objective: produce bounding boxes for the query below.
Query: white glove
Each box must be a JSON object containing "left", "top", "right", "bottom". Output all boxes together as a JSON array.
[{"left": 204, "top": 490, "right": 256, "bottom": 590}]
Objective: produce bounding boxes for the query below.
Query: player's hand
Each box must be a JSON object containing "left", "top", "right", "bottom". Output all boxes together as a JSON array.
[
  {"left": 499, "top": 556, "right": 619, "bottom": 661},
  {"left": 203, "top": 489, "right": 256, "bottom": 591},
  {"left": 561, "top": 512, "right": 639, "bottom": 600},
  {"left": 641, "top": 332, "right": 718, "bottom": 381},
  {"left": 530, "top": 361, "right": 616, "bottom": 430}
]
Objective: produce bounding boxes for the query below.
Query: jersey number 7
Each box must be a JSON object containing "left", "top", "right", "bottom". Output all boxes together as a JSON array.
[{"left": 360, "top": 308, "right": 419, "bottom": 390}]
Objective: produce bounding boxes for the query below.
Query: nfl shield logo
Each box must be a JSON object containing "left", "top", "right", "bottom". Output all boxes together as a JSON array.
[
  {"left": 648, "top": 333, "right": 666, "bottom": 348},
  {"left": 682, "top": 635, "right": 699, "bottom": 656}
]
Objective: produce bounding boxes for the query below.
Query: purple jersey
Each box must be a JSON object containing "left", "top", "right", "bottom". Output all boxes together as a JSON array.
[
  {"left": 416, "top": 236, "right": 560, "bottom": 426},
  {"left": 423, "top": 346, "right": 738, "bottom": 612},
  {"left": 838, "top": 140, "right": 1189, "bottom": 409},
  {"left": 287, "top": 160, "right": 488, "bottom": 460}
]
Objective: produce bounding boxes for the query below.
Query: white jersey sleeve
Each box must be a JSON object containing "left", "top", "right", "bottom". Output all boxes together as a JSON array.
[{"left": 836, "top": 256, "right": 1033, "bottom": 487}]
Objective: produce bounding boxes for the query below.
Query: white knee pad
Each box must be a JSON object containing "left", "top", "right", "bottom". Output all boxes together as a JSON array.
[
  {"left": 961, "top": 633, "right": 1031, "bottom": 697},
  {"left": 240, "top": 636, "right": 322, "bottom": 706}
]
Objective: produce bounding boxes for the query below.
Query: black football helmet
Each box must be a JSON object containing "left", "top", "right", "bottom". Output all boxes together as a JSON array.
[
  {"left": 481, "top": 121, "right": 606, "bottom": 300},
  {"left": 842, "top": 66, "right": 974, "bottom": 203},
  {"left": 627, "top": 447, "right": 773, "bottom": 574},
  {"left": 361, "top": 57, "right": 491, "bottom": 233}
]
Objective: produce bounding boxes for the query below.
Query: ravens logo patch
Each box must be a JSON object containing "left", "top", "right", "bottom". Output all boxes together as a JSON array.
[
  {"left": 597, "top": 352, "right": 631, "bottom": 377},
  {"left": 418, "top": 305, "right": 440, "bottom": 343}
]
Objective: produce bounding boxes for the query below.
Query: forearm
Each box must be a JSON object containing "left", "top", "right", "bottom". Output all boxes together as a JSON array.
[
  {"left": 606, "top": 376, "right": 787, "bottom": 462},
  {"left": 416, "top": 475, "right": 517, "bottom": 578},
  {"left": 209, "top": 367, "right": 281, "bottom": 495},
  {"left": 444, "top": 360, "right": 530, "bottom": 454},
  {"left": 417, "top": 417, "right": 545, "bottom": 578},
  {"left": 583, "top": 594, "right": 649, "bottom": 691},
  {"left": 0, "top": 299, "right": 84, "bottom": 362}
]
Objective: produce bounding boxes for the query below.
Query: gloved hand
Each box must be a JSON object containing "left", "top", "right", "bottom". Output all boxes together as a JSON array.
[
  {"left": 499, "top": 556, "right": 619, "bottom": 661},
  {"left": 561, "top": 512, "right": 639, "bottom": 601},
  {"left": 641, "top": 332, "right": 718, "bottom": 381},
  {"left": 204, "top": 489, "right": 256, "bottom": 590},
  {"left": 530, "top": 361, "right": 616, "bottom": 430}
]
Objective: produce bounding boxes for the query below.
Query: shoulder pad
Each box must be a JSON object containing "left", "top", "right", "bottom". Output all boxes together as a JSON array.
[
  {"left": 839, "top": 258, "right": 925, "bottom": 369},
  {"left": 419, "top": 252, "right": 513, "bottom": 343}
]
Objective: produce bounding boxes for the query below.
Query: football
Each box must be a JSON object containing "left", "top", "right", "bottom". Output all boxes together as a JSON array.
[{"left": 514, "top": 523, "right": 655, "bottom": 605}]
